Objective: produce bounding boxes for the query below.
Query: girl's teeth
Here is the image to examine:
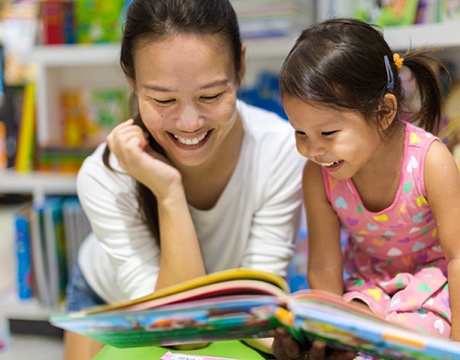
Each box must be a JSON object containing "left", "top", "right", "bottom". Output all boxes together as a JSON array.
[
  {"left": 174, "top": 131, "right": 208, "bottom": 145},
  {"left": 321, "top": 161, "right": 339, "bottom": 167}
]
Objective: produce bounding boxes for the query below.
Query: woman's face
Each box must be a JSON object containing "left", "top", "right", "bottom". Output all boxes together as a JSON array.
[{"left": 130, "top": 33, "right": 243, "bottom": 168}]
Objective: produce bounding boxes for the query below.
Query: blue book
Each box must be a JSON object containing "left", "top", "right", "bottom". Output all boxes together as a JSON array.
[{"left": 13, "top": 204, "right": 33, "bottom": 300}]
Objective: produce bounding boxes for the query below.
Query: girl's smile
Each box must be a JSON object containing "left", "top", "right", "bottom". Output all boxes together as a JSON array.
[{"left": 283, "top": 95, "right": 383, "bottom": 181}]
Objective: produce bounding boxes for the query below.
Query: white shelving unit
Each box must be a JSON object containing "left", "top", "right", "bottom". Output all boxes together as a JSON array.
[{"left": 28, "top": 37, "right": 297, "bottom": 147}]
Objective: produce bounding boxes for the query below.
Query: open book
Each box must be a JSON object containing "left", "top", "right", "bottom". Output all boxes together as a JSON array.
[{"left": 50, "top": 269, "right": 460, "bottom": 359}]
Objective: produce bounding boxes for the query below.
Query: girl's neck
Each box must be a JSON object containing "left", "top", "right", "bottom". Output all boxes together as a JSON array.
[{"left": 352, "top": 121, "right": 406, "bottom": 212}]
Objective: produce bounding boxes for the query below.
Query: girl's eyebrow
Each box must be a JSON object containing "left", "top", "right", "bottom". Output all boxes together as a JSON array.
[{"left": 143, "top": 79, "right": 230, "bottom": 93}]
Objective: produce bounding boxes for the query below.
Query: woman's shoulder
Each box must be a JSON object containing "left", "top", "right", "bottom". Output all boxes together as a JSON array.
[
  {"left": 77, "top": 142, "right": 135, "bottom": 194},
  {"left": 237, "top": 100, "right": 292, "bottom": 132}
]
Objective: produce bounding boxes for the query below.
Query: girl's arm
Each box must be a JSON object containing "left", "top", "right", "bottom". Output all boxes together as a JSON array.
[
  {"left": 303, "top": 161, "right": 344, "bottom": 295},
  {"left": 106, "top": 120, "right": 206, "bottom": 291},
  {"left": 424, "top": 140, "right": 460, "bottom": 341}
]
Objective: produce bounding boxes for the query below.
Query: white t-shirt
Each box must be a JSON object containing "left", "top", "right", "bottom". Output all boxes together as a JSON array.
[{"left": 77, "top": 100, "right": 306, "bottom": 303}]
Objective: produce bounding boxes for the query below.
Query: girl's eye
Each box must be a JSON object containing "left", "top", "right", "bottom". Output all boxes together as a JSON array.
[
  {"left": 201, "top": 93, "right": 223, "bottom": 102},
  {"left": 321, "top": 130, "right": 337, "bottom": 136},
  {"left": 295, "top": 130, "right": 306, "bottom": 136}
]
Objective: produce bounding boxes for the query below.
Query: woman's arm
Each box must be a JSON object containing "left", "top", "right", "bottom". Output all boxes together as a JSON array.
[
  {"left": 424, "top": 140, "right": 460, "bottom": 341},
  {"left": 303, "top": 161, "right": 344, "bottom": 295},
  {"left": 106, "top": 120, "right": 206, "bottom": 291}
]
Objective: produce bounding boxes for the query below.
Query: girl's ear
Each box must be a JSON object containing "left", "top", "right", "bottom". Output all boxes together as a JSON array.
[{"left": 377, "top": 93, "right": 397, "bottom": 130}]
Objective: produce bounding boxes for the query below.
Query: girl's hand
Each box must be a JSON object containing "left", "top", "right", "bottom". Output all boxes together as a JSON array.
[
  {"left": 271, "top": 328, "right": 357, "bottom": 360},
  {"left": 106, "top": 119, "right": 183, "bottom": 201}
]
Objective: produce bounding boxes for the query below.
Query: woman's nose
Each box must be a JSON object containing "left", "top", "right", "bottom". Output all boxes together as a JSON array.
[{"left": 177, "top": 104, "right": 204, "bottom": 131}]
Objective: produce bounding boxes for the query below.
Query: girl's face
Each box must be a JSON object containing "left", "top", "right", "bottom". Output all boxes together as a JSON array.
[
  {"left": 283, "top": 95, "right": 383, "bottom": 181},
  {"left": 130, "top": 33, "right": 243, "bottom": 167}
]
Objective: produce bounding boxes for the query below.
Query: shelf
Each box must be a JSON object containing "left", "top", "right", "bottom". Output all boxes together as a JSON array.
[
  {"left": 0, "top": 169, "right": 76, "bottom": 204},
  {"left": 26, "top": 35, "right": 298, "bottom": 66},
  {"left": 27, "top": 43, "right": 121, "bottom": 66},
  {"left": 383, "top": 21, "right": 460, "bottom": 50}
]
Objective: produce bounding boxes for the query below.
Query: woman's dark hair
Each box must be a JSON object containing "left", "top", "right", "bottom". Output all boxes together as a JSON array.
[
  {"left": 279, "top": 18, "right": 446, "bottom": 135},
  {"left": 103, "top": 0, "right": 243, "bottom": 243}
]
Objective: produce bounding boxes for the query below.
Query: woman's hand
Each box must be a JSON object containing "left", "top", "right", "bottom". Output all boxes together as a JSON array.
[
  {"left": 271, "top": 328, "right": 357, "bottom": 360},
  {"left": 106, "top": 119, "right": 183, "bottom": 201}
]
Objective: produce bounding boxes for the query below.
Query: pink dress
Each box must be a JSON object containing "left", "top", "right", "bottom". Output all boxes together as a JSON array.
[{"left": 322, "top": 122, "right": 451, "bottom": 337}]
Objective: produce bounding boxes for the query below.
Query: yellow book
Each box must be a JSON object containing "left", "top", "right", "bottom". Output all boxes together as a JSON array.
[{"left": 15, "top": 81, "right": 35, "bottom": 172}]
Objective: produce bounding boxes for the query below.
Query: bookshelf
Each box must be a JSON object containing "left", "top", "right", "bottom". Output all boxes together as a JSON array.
[
  {"left": 28, "top": 37, "right": 298, "bottom": 147},
  {"left": 2, "top": 9, "right": 460, "bottom": 324}
]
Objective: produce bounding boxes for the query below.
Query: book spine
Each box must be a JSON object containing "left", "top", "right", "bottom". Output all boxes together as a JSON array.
[
  {"left": 14, "top": 207, "right": 33, "bottom": 300},
  {"left": 30, "top": 203, "right": 53, "bottom": 307},
  {"left": 0, "top": 121, "right": 6, "bottom": 169},
  {"left": 15, "top": 81, "right": 35, "bottom": 172},
  {"left": 41, "top": 0, "right": 65, "bottom": 45}
]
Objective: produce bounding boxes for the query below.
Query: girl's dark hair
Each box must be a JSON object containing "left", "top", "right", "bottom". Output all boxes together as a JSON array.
[
  {"left": 279, "top": 18, "right": 446, "bottom": 135},
  {"left": 103, "top": 0, "right": 243, "bottom": 243}
]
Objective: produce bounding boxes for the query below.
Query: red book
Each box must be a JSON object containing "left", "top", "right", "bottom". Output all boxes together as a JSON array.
[{"left": 41, "top": 0, "right": 65, "bottom": 45}]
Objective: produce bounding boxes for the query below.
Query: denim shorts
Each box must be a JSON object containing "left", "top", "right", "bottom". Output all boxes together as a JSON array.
[{"left": 65, "top": 262, "right": 106, "bottom": 312}]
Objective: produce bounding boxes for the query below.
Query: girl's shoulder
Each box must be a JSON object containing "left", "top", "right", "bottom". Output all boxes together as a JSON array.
[{"left": 404, "top": 122, "right": 439, "bottom": 150}]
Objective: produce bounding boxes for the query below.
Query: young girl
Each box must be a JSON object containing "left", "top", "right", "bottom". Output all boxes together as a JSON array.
[
  {"left": 273, "top": 17, "right": 460, "bottom": 360},
  {"left": 64, "top": 0, "right": 305, "bottom": 358}
]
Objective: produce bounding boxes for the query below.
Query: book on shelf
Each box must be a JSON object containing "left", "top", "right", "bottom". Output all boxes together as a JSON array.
[
  {"left": 60, "top": 87, "right": 129, "bottom": 148},
  {"left": 13, "top": 204, "right": 33, "bottom": 300},
  {"left": 30, "top": 200, "right": 53, "bottom": 307},
  {"left": 26, "top": 196, "right": 88, "bottom": 307},
  {"left": 43, "top": 197, "right": 68, "bottom": 306},
  {"left": 37, "top": 145, "right": 95, "bottom": 174},
  {"left": 62, "top": 196, "right": 91, "bottom": 281},
  {"left": 50, "top": 268, "right": 460, "bottom": 360},
  {"left": 15, "top": 81, "right": 36, "bottom": 173},
  {"left": 0, "top": 85, "right": 25, "bottom": 169},
  {"left": 321, "top": 0, "right": 420, "bottom": 27}
]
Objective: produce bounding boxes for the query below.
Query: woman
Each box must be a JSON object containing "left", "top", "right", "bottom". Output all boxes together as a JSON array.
[{"left": 64, "top": 0, "right": 305, "bottom": 359}]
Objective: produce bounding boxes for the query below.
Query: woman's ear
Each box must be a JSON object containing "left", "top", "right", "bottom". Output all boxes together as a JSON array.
[
  {"left": 126, "top": 75, "right": 136, "bottom": 93},
  {"left": 378, "top": 93, "right": 397, "bottom": 130},
  {"left": 238, "top": 43, "right": 247, "bottom": 85}
]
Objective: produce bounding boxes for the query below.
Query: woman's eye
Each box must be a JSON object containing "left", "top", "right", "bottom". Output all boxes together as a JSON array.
[
  {"left": 322, "top": 130, "right": 337, "bottom": 136},
  {"left": 153, "top": 98, "right": 175, "bottom": 105},
  {"left": 201, "top": 93, "right": 223, "bottom": 102},
  {"left": 295, "top": 130, "right": 306, "bottom": 136}
]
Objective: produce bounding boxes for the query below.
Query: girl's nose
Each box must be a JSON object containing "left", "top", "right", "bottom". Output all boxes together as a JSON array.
[{"left": 306, "top": 141, "right": 327, "bottom": 158}]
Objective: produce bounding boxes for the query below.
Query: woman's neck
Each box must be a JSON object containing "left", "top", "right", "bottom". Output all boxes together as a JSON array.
[{"left": 178, "top": 115, "right": 245, "bottom": 210}]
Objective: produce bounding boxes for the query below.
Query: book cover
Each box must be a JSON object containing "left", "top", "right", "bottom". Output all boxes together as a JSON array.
[
  {"left": 13, "top": 204, "right": 33, "bottom": 300},
  {"left": 74, "top": 0, "right": 126, "bottom": 44},
  {"left": 15, "top": 81, "right": 35, "bottom": 172},
  {"left": 60, "top": 87, "right": 128, "bottom": 148},
  {"left": 41, "top": 0, "right": 66, "bottom": 45},
  {"left": 0, "top": 85, "right": 25, "bottom": 169},
  {"left": 50, "top": 269, "right": 460, "bottom": 359},
  {"left": 43, "top": 196, "right": 67, "bottom": 306},
  {"left": 30, "top": 201, "right": 52, "bottom": 307},
  {"left": 62, "top": 196, "right": 91, "bottom": 279}
]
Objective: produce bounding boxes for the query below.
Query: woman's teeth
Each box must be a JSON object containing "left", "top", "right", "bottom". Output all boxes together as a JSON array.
[{"left": 174, "top": 131, "right": 208, "bottom": 145}]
